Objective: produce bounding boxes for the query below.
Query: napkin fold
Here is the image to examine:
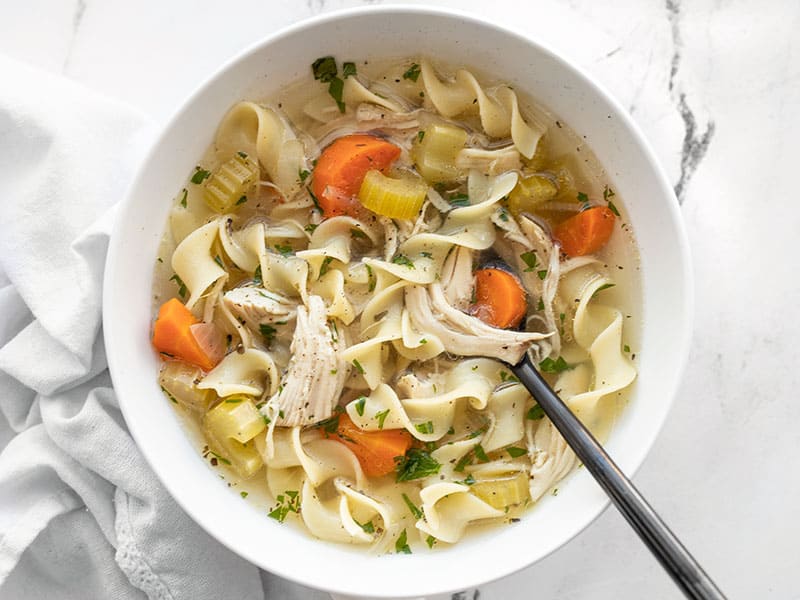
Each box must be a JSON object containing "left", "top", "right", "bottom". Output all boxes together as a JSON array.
[{"left": 0, "top": 55, "right": 324, "bottom": 600}]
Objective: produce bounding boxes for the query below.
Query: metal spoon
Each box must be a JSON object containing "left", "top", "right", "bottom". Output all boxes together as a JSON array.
[{"left": 511, "top": 354, "right": 726, "bottom": 600}]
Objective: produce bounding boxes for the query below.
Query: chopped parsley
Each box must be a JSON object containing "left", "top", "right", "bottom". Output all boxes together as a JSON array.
[
  {"left": 213, "top": 255, "right": 224, "bottom": 269},
  {"left": 395, "top": 448, "right": 441, "bottom": 481},
  {"left": 311, "top": 56, "right": 338, "bottom": 82},
  {"left": 454, "top": 452, "right": 473, "bottom": 473},
  {"left": 342, "top": 61, "right": 357, "bottom": 78},
  {"left": 375, "top": 408, "right": 390, "bottom": 429},
  {"left": 352, "top": 359, "right": 365, "bottom": 375},
  {"left": 417, "top": 130, "right": 425, "bottom": 143},
  {"left": 498, "top": 209, "right": 510, "bottom": 222},
  {"left": 356, "top": 519, "right": 375, "bottom": 534},
  {"left": 525, "top": 404, "right": 544, "bottom": 421},
  {"left": 537, "top": 269, "right": 548, "bottom": 280},
  {"left": 402, "top": 63, "right": 421, "bottom": 82},
  {"left": 624, "top": 344, "right": 631, "bottom": 353},
  {"left": 474, "top": 444, "right": 489, "bottom": 462},
  {"left": 520, "top": 251, "right": 538, "bottom": 272},
  {"left": 401, "top": 493, "right": 423, "bottom": 519},
  {"left": 537, "top": 297, "right": 545, "bottom": 311},
  {"left": 315, "top": 412, "right": 341, "bottom": 434},
  {"left": 449, "top": 193, "right": 470, "bottom": 207},
  {"left": 274, "top": 243, "right": 293, "bottom": 256},
  {"left": 576, "top": 191, "right": 589, "bottom": 203},
  {"left": 240, "top": 491, "right": 249, "bottom": 498},
  {"left": 311, "top": 56, "right": 346, "bottom": 112},
  {"left": 304, "top": 223, "right": 318, "bottom": 234},
  {"left": 591, "top": 283, "right": 616, "bottom": 298},
  {"left": 603, "top": 184, "right": 616, "bottom": 200},
  {"left": 268, "top": 490, "right": 300, "bottom": 523},
  {"left": 426, "top": 535, "right": 437, "bottom": 549},
  {"left": 224, "top": 397, "right": 243, "bottom": 404},
  {"left": 235, "top": 195, "right": 248, "bottom": 205},
  {"left": 298, "top": 168, "right": 311, "bottom": 182},
  {"left": 190, "top": 167, "right": 210, "bottom": 184},
  {"left": 458, "top": 474, "right": 476, "bottom": 485},
  {"left": 391, "top": 254, "right": 415, "bottom": 268},
  {"left": 319, "top": 256, "right": 334, "bottom": 278},
  {"left": 499, "top": 370, "right": 518, "bottom": 383},
  {"left": 253, "top": 264, "right": 263, "bottom": 286},
  {"left": 419, "top": 251, "right": 433, "bottom": 258},
  {"left": 354, "top": 396, "right": 366, "bottom": 416},
  {"left": 350, "top": 227, "right": 368, "bottom": 240},
  {"left": 395, "top": 529, "right": 412, "bottom": 554},
  {"left": 415, "top": 421, "right": 434, "bottom": 435},
  {"left": 366, "top": 263, "right": 376, "bottom": 292},
  {"left": 179, "top": 188, "right": 188, "bottom": 208},
  {"left": 169, "top": 274, "right": 187, "bottom": 299},
  {"left": 539, "top": 356, "right": 571, "bottom": 373},
  {"left": 607, "top": 200, "right": 621, "bottom": 216},
  {"left": 328, "top": 319, "right": 339, "bottom": 343},
  {"left": 260, "top": 323, "right": 277, "bottom": 345},
  {"left": 506, "top": 446, "right": 527, "bottom": 458}
]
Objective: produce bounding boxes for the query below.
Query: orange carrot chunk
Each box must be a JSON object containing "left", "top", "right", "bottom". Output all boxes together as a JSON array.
[
  {"left": 152, "top": 298, "right": 218, "bottom": 371},
  {"left": 312, "top": 134, "right": 401, "bottom": 217},
  {"left": 470, "top": 268, "right": 528, "bottom": 330},
  {"left": 328, "top": 414, "right": 413, "bottom": 477},
  {"left": 552, "top": 205, "right": 616, "bottom": 257}
]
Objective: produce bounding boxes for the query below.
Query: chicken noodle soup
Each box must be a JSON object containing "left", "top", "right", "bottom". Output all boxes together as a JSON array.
[{"left": 151, "top": 56, "right": 639, "bottom": 551}]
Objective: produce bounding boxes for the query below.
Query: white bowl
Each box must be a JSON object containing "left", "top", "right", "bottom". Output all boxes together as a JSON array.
[{"left": 103, "top": 6, "right": 692, "bottom": 598}]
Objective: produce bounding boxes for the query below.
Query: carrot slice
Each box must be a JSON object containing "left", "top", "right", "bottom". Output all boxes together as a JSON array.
[
  {"left": 553, "top": 206, "right": 616, "bottom": 257},
  {"left": 328, "top": 414, "right": 413, "bottom": 477},
  {"left": 152, "top": 298, "right": 218, "bottom": 371},
  {"left": 312, "top": 134, "right": 401, "bottom": 217},
  {"left": 470, "top": 268, "right": 528, "bottom": 329}
]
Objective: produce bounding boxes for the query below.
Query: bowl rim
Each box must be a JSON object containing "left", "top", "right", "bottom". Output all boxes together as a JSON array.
[{"left": 103, "top": 4, "right": 693, "bottom": 597}]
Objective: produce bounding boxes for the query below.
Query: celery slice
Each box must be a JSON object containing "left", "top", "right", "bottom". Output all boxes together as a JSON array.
[
  {"left": 411, "top": 124, "right": 468, "bottom": 183},
  {"left": 202, "top": 396, "right": 266, "bottom": 478},
  {"left": 203, "top": 152, "right": 260, "bottom": 213},
  {"left": 159, "top": 361, "right": 215, "bottom": 412},
  {"left": 507, "top": 175, "right": 557, "bottom": 217},
  {"left": 358, "top": 170, "right": 428, "bottom": 219},
  {"left": 471, "top": 472, "right": 530, "bottom": 509}
]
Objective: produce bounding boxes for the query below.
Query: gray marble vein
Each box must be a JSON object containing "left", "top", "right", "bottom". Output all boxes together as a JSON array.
[{"left": 666, "top": 0, "right": 715, "bottom": 203}]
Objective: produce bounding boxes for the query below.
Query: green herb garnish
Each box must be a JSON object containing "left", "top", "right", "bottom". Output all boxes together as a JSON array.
[
  {"left": 449, "top": 193, "right": 470, "bottom": 207},
  {"left": 591, "top": 283, "right": 616, "bottom": 299},
  {"left": 268, "top": 490, "right": 300, "bottom": 523},
  {"left": 520, "top": 251, "right": 538, "bottom": 272},
  {"left": 319, "top": 256, "right": 334, "bottom": 278},
  {"left": 240, "top": 491, "right": 249, "bottom": 498},
  {"left": 260, "top": 323, "right": 277, "bottom": 345},
  {"left": 352, "top": 359, "right": 365, "bottom": 374},
  {"left": 607, "top": 200, "right": 620, "bottom": 216},
  {"left": 375, "top": 409, "right": 390, "bottom": 429},
  {"left": 298, "top": 168, "right": 311, "bottom": 182},
  {"left": 402, "top": 493, "right": 423, "bottom": 519},
  {"left": 190, "top": 167, "right": 210, "bottom": 184},
  {"left": 474, "top": 444, "right": 489, "bottom": 462},
  {"left": 169, "top": 274, "right": 187, "bottom": 299},
  {"left": 342, "top": 61, "right": 357, "bottom": 78},
  {"left": 304, "top": 223, "right": 318, "bottom": 234},
  {"left": 214, "top": 255, "right": 224, "bottom": 268},
  {"left": 354, "top": 396, "right": 366, "bottom": 416},
  {"left": 311, "top": 56, "right": 338, "bottom": 82},
  {"left": 235, "top": 195, "right": 248, "bottom": 205},
  {"left": 417, "top": 130, "right": 425, "bottom": 143},
  {"left": 179, "top": 188, "right": 188, "bottom": 208},
  {"left": 395, "top": 448, "right": 441, "bottom": 481},
  {"left": 274, "top": 244, "right": 293, "bottom": 256},
  {"left": 395, "top": 529, "right": 412, "bottom": 554},
  {"left": 253, "top": 264, "right": 263, "bottom": 286},
  {"left": 537, "top": 269, "right": 548, "bottom": 280},
  {"left": 415, "top": 421, "right": 434, "bottom": 435},
  {"left": 576, "top": 191, "right": 589, "bottom": 203},
  {"left": 350, "top": 227, "right": 368, "bottom": 240},
  {"left": 506, "top": 446, "right": 527, "bottom": 458},
  {"left": 426, "top": 535, "right": 437, "bottom": 549},
  {"left": 402, "top": 63, "right": 421, "bottom": 82},
  {"left": 391, "top": 254, "right": 415, "bottom": 268},
  {"left": 539, "top": 356, "right": 571, "bottom": 373}
]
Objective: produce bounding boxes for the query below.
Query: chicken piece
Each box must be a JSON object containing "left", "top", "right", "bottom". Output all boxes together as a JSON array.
[
  {"left": 222, "top": 287, "right": 296, "bottom": 332},
  {"left": 271, "top": 295, "right": 348, "bottom": 426},
  {"left": 405, "top": 283, "right": 549, "bottom": 365},
  {"left": 455, "top": 146, "right": 522, "bottom": 176}
]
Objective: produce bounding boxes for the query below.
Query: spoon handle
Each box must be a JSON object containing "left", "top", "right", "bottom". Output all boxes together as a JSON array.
[{"left": 511, "top": 355, "right": 725, "bottom": 600}]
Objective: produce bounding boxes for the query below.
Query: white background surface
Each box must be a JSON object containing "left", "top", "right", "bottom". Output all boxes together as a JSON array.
[{"left": 2, "top": 0, "right": 796, "bottom": 598}]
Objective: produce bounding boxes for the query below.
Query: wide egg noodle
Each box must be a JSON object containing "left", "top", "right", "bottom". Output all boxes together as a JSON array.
[
  {"left": 418, "top": 59, "right": 544, "bottom": 158},
  {"left": 196, "top": 348, "right": 277, "bottom": 398},
  {"left": 416, "top": 482, "right": 503, "bottom": 544},
  {"left": 218, "top": 218, "right": 264, "bottom": 274},
  {"left": 171, "top": 219, "right": 227, "bottom": 310},
  {"left": 214, "top": 101, "right": 308, "bottom": 198}
]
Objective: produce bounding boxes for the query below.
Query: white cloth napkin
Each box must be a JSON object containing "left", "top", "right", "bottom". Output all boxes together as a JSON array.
[{"left": 0, "top": 55, "right": 328, "bottom": 600}]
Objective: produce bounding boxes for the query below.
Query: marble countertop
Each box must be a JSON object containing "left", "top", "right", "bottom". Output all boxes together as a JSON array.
[{"left": 3, "top": 0, "right": 796, "bottom": 598}]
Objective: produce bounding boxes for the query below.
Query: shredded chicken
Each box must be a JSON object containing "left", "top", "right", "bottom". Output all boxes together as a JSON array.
[
  {"left": 271, "top": 295, "right": 347, "bottom": 426},
  {"left": 222, "top": 287, "right": 296, "bottom": 332},
  {"left": 405, "top": 283, "right": 549, "bottom": 364}
]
